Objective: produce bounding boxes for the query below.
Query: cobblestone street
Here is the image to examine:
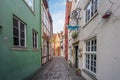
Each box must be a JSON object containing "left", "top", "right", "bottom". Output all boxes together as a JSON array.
[{"left": 31, "top": 56, "right": 85, "bottom": 80}]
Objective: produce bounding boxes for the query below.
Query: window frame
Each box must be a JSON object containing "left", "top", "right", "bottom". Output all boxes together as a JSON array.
[
  {"left": 32, "top": 30, "right": 38, "bottom": 48},
  {"left": 85, "top": 38, "right": 97, "bottom": 74},
  {"left": 85, "top": 0, "right": 98, "bottom": 23},
  {"left": 13, "top": 16, "right": 26, "bottom": 47},
  {"left": 24, "top": 0, "right": 34, "bottom": 12}
]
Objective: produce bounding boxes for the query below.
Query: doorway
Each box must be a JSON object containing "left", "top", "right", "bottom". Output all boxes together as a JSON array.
[
  {"left": 75, "top": 46, "right": 78, "bottom": 68},
  {"left": 47, "top": 41, "right": 49, "bottom": 61}
]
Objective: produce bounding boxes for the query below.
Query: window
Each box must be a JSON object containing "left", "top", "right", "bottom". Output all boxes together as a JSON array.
[
  {"left": 24, "top": 0, "right": 34, "bottom": 11},
  {"left": 86, "top": 0, "right": 98, "bottom": 23},
  {"left": 85, "top": 38, "right": 96, "bottom": 74},
  {"left": 13, "top": 17, "right": 26, "bottom": 47},
  {"left": 33, "top": 30, "right": 38, "bottom": 48}
]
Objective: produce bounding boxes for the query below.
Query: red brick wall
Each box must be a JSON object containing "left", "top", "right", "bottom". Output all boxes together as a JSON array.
[{"left": 64, "top": 0, "right": 72, "bottom": 60}]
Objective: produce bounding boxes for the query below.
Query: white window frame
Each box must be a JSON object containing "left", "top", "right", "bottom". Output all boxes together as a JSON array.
[
  {"left": 24, "top": 0, "right": 34, "bottom": 11},
  {"left": 33, "top": 30, "right": 38, "bottom": 48},
  {"left": 13, "top": 16, "right": 26, "bottom": 47},
  {"left": 85, "top": 38, "right": 96, "bottom": 74},
  {"left": 85, "top": 0, "right": 98, "bottom": 23}
]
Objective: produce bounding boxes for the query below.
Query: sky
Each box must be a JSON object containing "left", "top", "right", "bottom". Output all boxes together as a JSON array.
[{"left": 49, "top": 0, "right": 66, "bottom": 33}]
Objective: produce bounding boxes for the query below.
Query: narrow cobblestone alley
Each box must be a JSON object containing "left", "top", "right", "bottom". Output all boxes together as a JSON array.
[{"left": 31, "top": 56, "right": 85, "bottom": 80}]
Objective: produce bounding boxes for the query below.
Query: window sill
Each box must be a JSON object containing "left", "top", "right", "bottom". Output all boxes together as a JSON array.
[
  {"left": 82, "top": 69, "right": 97, "bottom": 80},
  {"left": 11, "top": 46, "right": 29, "bottom": 51},
  {"left": 82, "top": 12, "right": 98, "bottom": 28},
  {"left": 32, "top": 48, "right": 40, "bottom": 51}
]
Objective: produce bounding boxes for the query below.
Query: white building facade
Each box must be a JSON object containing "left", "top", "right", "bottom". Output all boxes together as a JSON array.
[
  {"left": 41, "top": 0, "right": 53, "bottom": 64},
  {"left": 68, "top": 0, "right": 120, "bottom": 80}
]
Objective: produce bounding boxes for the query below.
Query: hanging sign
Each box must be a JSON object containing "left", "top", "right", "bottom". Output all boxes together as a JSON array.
[{"left": 67, "top": 25, "right": 79, "bottom": 30}]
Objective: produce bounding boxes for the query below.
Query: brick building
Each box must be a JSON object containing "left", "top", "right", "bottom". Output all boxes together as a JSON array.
[{"left": 63, "top": 0, "right": 72, "bottom": 60}]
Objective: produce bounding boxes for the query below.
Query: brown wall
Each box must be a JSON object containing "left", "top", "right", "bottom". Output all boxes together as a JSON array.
[{"left": 52, "top": 33, "right": 61, "bottom": 56}]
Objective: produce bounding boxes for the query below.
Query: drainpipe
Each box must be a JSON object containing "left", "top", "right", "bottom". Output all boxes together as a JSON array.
[{"left": 40, "top": 0, "right": 42, "bottom": 66}]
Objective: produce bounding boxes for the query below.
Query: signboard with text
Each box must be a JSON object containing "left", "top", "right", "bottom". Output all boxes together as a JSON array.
[{"left": 67, "top": 25, "right": 79, "bottom": 30}]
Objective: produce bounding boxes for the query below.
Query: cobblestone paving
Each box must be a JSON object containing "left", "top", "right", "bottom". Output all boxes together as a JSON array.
[{"left": 31, "top": 56, "right": 85, "bottom": 80}]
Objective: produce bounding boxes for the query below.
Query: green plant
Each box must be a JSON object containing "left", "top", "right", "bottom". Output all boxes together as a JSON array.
[
  {"left": 71, "top": 31, "right": 78, "bottom": 39},
  {"left": 68, "top": 60, "right": 72, "bottom": 67},
  {"left": 76, "top": 68, "right": 81, "bottom": 75}
]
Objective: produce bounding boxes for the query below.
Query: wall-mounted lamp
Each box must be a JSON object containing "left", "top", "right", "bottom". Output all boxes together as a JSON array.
[
  {"left": 102, "top": 10, "right": 112, "bottom": 19},
  {"left": 0, "top": 25, "right": 2, "bottom": 29},
  {"left": 79, "top": 48, "right": 82, "bottom": 52},
  {"left": 69, "top": 46, "right": 71, "bottom": 48}
]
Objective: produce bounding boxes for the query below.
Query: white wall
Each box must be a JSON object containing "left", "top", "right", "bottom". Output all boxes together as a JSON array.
[
  {"left": 75, "top": 0, "right": 120, "bottom": 80},
  {"left": 97, "top": 18, "right": 120, "bottom": 80},
  {"left": 97, "top": 0, "right": 120, "bottom": 80},
  {"left": 68, "top": 0, "right": 77, "bottom": 65}
]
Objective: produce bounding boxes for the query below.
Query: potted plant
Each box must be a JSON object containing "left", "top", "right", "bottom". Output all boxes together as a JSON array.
[
  {"left": 76, "top": 68, "right": 81, "bottom": 76},
  {"left": 68, "top": 60, "right": 72, "bottom": 68},
  {"left": 71, "top": 31, "right": 78, "bottom": 39}
]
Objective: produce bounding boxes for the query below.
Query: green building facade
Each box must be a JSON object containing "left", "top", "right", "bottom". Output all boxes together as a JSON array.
[{"left": 0, "top": 0, "right": 42, "bottom": 80}]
